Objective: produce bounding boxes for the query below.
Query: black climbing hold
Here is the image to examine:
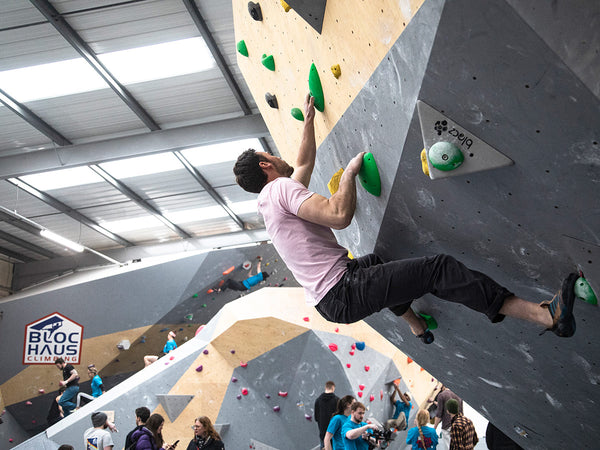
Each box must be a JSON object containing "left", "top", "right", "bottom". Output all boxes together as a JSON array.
[
  {"left": 265, "top": 92, "right": 278, "bottom": 109},
  {"left": 248, "top": 2, "right": 263, "bottom": 21}
]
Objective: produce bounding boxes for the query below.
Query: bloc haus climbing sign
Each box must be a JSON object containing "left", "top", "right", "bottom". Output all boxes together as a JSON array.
[{"left": 23, "top": 312, "right": 83, "bottom": 365}]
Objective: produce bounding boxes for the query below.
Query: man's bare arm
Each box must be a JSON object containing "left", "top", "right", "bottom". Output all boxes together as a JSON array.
[
  {"left": 291, "top": 94, "right": 316, "bottom": 188},
  {"left": 297, "top": 152, "right": 365, "bottom": 229}
]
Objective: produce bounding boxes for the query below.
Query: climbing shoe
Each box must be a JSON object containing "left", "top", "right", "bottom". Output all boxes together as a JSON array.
[
  {"left": 417, "top": 329, "right": 435, "bottom": 344},
  {"left": 540, "top": 272, "right": 578, "bottom": 337}
]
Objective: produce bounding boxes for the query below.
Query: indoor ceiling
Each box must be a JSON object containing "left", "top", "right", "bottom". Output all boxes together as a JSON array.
[{"left": 0, "top": 0, "right": 274, "bottom": 280}]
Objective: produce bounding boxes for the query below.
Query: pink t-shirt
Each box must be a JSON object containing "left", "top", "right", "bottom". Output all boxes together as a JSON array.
[{"left": 257, "top": 177, "right": 350, "bottom": 305}]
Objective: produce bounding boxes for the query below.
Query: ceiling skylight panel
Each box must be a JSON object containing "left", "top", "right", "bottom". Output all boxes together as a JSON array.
[
  {"left": 181, "top": 138, "right": 265, "bottom": 167},
  {"left": 98, "top": 215, "right": 166, "bottom": 233},
  {"left": 17, "top": 166, "right": 105, "bottom": 190},
  {"left": 0, "top": 58, "right": 108, "bottom": 103},
  {"left": 99, "top": 152, "right": 183, "bottom": 179},
  {"left": 99, "top": 37, "right": 216, "bottom": 85}
]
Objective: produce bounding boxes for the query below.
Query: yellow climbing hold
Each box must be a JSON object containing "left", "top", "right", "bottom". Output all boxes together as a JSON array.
[
  {"left": 281, "top": 0, "right": 291, "bottom": 12},
  {"left": 331, "top": 64, "right": 341, "bottom": 79},
  {"left": 347, "top": 250, "right": 354, "bottom": 260},
  {"left": 328, "top": 168, "right": 344, "bottom": 195},
  {"left": 420, "top": 149, "right": 430, "bottom": 176}
]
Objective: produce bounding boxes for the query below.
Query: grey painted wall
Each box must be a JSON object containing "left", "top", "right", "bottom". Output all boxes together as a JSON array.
[{"left": 310, "top": 0, "right": 600, "bottom": 448}]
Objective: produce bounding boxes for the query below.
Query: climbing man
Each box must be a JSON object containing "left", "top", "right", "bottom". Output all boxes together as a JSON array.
[
  {"left": 386, "top": 382, "right": 411, "bottom": 431},
  {"left": 216, "top": 256, "right": 269, "bottom": 292},
  {"left": 233, "top": 93, "right": 577, "bottom": 343}
]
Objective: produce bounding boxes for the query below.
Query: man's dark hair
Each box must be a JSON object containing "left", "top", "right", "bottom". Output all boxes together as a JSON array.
[
  {"left": 351, "top": 401, "right": 365, "bottom": 412},
  {"left": 233, "top": 149, "right": 268, "bottom": 193},
  {"left": 54, "top": 357, "right": 65, "bottom": 365},
  {"left": 136, "top": 406, "right": 150, "bottom": 423}
]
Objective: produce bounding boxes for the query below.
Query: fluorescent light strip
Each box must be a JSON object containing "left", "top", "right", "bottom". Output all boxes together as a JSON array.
[{"left": 40, "top": 229, "right": 84, "bottom": 253}]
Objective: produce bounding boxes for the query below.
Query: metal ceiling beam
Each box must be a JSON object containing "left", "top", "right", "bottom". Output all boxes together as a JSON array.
[
  {"left": 173, "top": 151, "right": 245, "bottom": 230},
  {"left": 182, "top": 0, "right": 251, "bottom": 115},
  {"left": 29, "top": 0, "right": 160, "bottom": 131},
  {"left": 0, "top": 245, "right": 36, "bottom": 263},
  {"left": 0, "top": 114, "right": 268, "bottom": 179},
  {"left": 89, "top": 165, "right": 193, "bottom": 239},
  {"left": 0, "top": 89, "right": 72, "bottom": 146},
  {"left": 6, "top": 179, "right": 133, "bottom": 248},
  {"left": 0, "top": 229, "right": 58, "bottom": 259}
]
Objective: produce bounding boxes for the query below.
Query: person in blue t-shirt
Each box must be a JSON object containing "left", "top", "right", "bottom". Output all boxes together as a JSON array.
[
  {"left": 324, "top": 395, "right": 355, "bottom": 450},
  {"left": 386, "top": 382, "right": 411, "bottom": 431},
  {"left": 342, "top": 401, "right": 381, "bottom": 450},
  {"left": 144, "top": 331, "right": 178, "bottom": 366},
  {"left": 76, "top": 364, "right": 106, "bottom": 408},
  {"left": 216, "top": 256, "right": 270, "bottom": 292},
  {"left": 406, "top": 409, "right": 438, "bottom": 449}
]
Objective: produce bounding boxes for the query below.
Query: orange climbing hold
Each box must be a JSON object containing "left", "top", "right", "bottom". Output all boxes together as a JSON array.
[
  {"left": 407, "top": 357, "right": 413, "bottom": 364},
  {"left": 222, "top": 266, "right": 235, "bottom": 275}
]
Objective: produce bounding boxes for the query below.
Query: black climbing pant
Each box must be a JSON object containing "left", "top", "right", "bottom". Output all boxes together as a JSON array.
[
  {"left": 221, "top": 278, "right": 247, "bottom": 292},
  {"left": 315, "top": 253, "right": 513, "bottom": 324}
]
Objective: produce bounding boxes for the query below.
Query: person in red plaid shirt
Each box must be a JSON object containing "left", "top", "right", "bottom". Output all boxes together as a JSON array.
[{"left": 446, "top": 399, "right": 478, "bottom": 450}]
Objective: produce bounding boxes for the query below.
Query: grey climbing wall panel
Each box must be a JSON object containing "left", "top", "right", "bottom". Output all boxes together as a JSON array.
[
  {"left": 307, "top": 0, "right": 600, "bottom": 448},
  {"left": 285, "top": 0, "right": 329, "bottom": 33}
]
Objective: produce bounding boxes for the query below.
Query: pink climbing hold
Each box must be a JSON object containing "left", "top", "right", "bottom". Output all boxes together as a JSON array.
[
  {"left": 380, "top": 389, "right": 384, "bottom": 400},
  {"left": 265, "top": 394, "right": 271, "bottom": 399},
  {"left": 357, "top": 391, "right": 363, "bottom": 398},
  {"left": 169, "top": 356, "right": 175, "bottom": 360},
  {"left": 232, "top": 376, "right": 238, "bottom": 383},
  {"left": 240, "top": 361, "right": 248, "bottom": 368},
  {"left": 284, "top": 277, "right": 288, "bottom": 281},
  {"left": 359, "top": 384, "right": 365, "bottom": 391},
  {"left": 278, "top": 391, "right": 288, "bottom": 397},
  {"left": 351, "top": 343, "right": 356, "bottom": 350},
  {"left": 370, "top": 394, "right": 375, "bottom": 402},
  {"left": 242, "top": 388, "right": 249, "bottom": 396},
  {"left": 364, "top": 365, "right": 370, "bottom": 372},
  {"left": 237, "top": 394, "right": 242, "bottom": 400},
  {"left": 38, "top": 388, "right": 45, "bottom": 394},
  {"left": 335, "top": 327, "right": 339, "bottom": 332},
  {"left": 303, "top": 317, "right": 310, "bottom": 322},
  {"left": 203, "top": 349, "right": 209, "bottom": 355},
  {"left": 26, "top": 401, "right": 32, "bottom": 406},
  {"left": 328, "top": 343, "right": 338, "bottom": 352},
  {"left": 273, "top": 405, "right": 281, "bottom": 412},
  {"left": 346, "top": 363, "right": 351, "bottom": 368},
  {"left": 9, "top": 439, "right": 13, "bottom": 443},
  {"left": 305, "top": 414, "right": 312, "bottom": 421},
  {"left": 196, "top": 365, "right": 203, "bottom": 372},
  {"left": 230, "top": 349, "right": 236, "bottom": 354}
]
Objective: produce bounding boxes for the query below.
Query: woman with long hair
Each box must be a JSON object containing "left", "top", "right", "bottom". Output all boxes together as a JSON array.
[
  {"left": 186, "top": 416, "right": 224, "bottom": 450},
  {"left": 132, "top": 413, "right": 176, "bottom": 450},
  {"left": 323, "top": 395, "right": 355, "bottom": 450},
  {"left": 406, "top": 409, "right": 438, "bottom": 449}
]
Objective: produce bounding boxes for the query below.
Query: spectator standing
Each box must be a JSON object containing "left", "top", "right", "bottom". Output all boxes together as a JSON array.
[{"left": 315, "top": 381, "right": 339, "bottom": 448}]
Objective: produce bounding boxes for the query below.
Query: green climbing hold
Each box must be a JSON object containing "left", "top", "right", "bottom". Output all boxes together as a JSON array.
[
  {"left": 418, "top": 313, "right": 438, "bottom": 330},
  {"left": 262, "top": 54, "right": 275, "bottom": 71},
  {"left": 358, "top": 152, "right": 381, "bottom": 196},
  {"left": 428, "top": 142, "right": 464, "bottom": 171},
  {"left": 237, "top": 40, "right": 249, "bottom": 57},
  {"left": 192, "top": 293, "right": 198, "bottom": 298},
  {"left": 202, "top": 303, "right": 207, "bottom": 308},
  {"left": 574, "top": 277, "right": 597, "bottom": 305},
  {"left": 291, "top": 107, "right": 304, "bottom": 121},
  {"left": 185, "top": 314, "right": 194, "bottom": 320},
  {"left": 308, "top": 63, "right": 325, "bottom": 112}
]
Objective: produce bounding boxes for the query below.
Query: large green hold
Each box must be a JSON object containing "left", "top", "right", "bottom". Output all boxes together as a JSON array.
[
  {"left": 308, "top": 63, "right": 325, "bottom": 112},
  {"left": 428, "top": 141, "right": 464, "bottom": 171},
  {"left": 574, "top": 276, "right": 598, "bottom": 305},
  {"left": 237, "top": 40, "right": 248, "bottom": 57},
  {"left": 358, "top": 152, "right": 381, "bottom": 196}
]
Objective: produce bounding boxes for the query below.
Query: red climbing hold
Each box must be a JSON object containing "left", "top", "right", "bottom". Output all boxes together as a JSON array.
[
  {"left": 346, "top": 363, "right": 351, "bottom": 368},
  {"left": 223, "top": 266, "right": 235, "bottom": 275},
  {"left": 351, "top": 343, "right": 356, "bottom": 350},
  {"left": 240, "top": 361, "right": 248, "bottom": 368},
  {"left": 359, "top": 384, "right": 365, "bottom": 391},
  {"left": 38, "top": 389, "right": 45, "bottom": 394},
  {"left": 364, "top": 365, "right": 370, "bottom": 372},
  {"left": 407, "top": 357, "right": 413, "bottom": 364},
  {"left": 328, "top": 343, "right": 338, "bottom": 352},
  {"left": 273, "top": 405, "right": 281, "bottom": 412},
  {"left": 369, "top": 394, "right": 375, "bottom": 402},
  {"left": 357, "top": 391, "right": 363, "bottom": 398},
  {"left": 278, "top": 391, "right": 288, "bottom": 397},
  {"left": 242, "top": 388, "right": 249, "bottom": 396},
  {"left": 169, "top": 356, "right": 175, "bottom": 360},
  {"left": 335, "top": 327, "right": 339, "bottom": 332},
  {"left": 380, "top": 389, "right": 383, "bottom": 400},
  {"left": 349, "top": 350, "right": 354, "bottom": 356},
  {"left": 303, "top": 317, "right": 310, "bottom": 322}
]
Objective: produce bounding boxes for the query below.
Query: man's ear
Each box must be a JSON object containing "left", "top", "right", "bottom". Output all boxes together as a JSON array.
[{"left": 258, "top": 160, "right": 270, "bottom": 169}]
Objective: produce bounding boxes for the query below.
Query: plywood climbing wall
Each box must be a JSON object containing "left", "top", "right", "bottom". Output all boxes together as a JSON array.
[{"left": 233, "top": 0, "right": 425, "bottom": 160}]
